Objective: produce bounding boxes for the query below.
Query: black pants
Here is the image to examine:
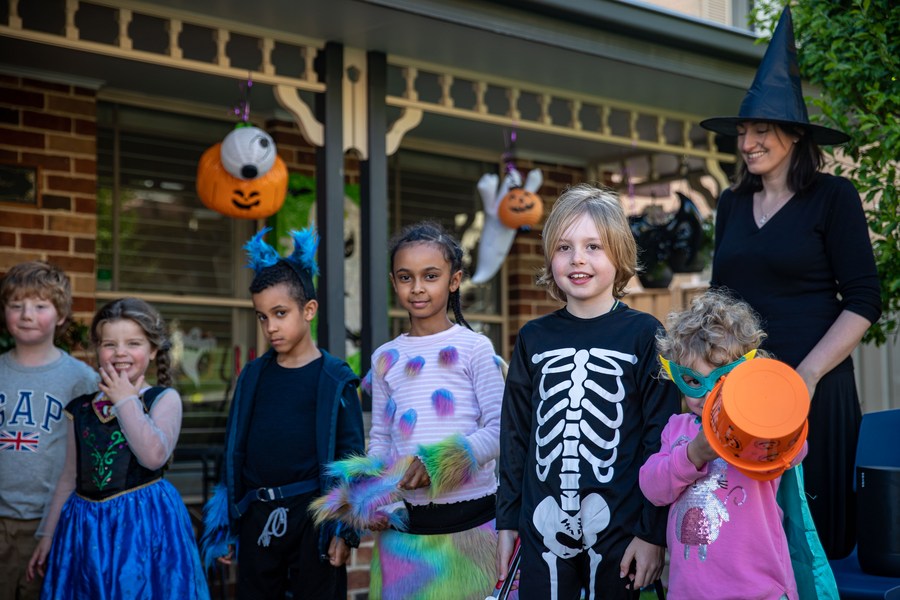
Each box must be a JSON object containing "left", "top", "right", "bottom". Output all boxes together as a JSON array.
[
  {"left": 517, "top": 531, "right": 640, "bottom": 600},
  {"left": 237, "top": 491, "right": 340, "bottom": 600}
]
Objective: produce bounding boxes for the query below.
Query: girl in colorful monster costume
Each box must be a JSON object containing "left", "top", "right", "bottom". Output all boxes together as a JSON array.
[
  {"left": 496, "top": 184, "right": 680, "bottom": 599},
  {"left": 27, "top": 298, "right": 209, "bottom": 600},
  {"left": 315, "top": 221, "right": 506, "bottom": 599}
]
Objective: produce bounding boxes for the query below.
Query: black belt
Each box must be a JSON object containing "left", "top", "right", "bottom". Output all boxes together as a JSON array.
[{"left": 402, "top": 494, "right": 496, "bottom": 535}]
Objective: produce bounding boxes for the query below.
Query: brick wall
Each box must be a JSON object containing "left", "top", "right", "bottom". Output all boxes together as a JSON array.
[{"left": 0, "top": 74, "right": 98, "bottom": 326}]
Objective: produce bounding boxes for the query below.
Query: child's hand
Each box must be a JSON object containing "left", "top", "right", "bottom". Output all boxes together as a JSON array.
[
  {"left": 216, "top": 545, "right": 235, "bottom": 566},
  {"left": 398, "top": 457, "right": 431, "bottom": 490},
  {"left": 368, "top": 513, "right": 391, "bottom": 532},
  {"left": 496, "top": 529, "right": 518, "bottom": 581},
  {"left": 98, "top": 364, "right": 143, "bottom": 405},
  {"left": 328, "top": 536, "right": 350, "bottom": 567},
  {"left": 687, "top": 429, "right": 718, "bottom": 469},
  {"left": 26, "top": 536, "right": 52, "bottom": 581},
  {"left": 619, "top": 537, "right": 664, "bottom": 591}
]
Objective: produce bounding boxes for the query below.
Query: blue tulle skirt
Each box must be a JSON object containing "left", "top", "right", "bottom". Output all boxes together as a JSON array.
[{"left": 41, "top": 479, "right": 210, "bottom": 600}]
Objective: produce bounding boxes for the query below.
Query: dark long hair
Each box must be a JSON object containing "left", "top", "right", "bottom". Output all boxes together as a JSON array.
[
  {"left": 732, "top": 123, "right": 824, "bottom": 195},
  {"left": 90, "top": 297, "right": 173, "bottom": 386},
  {"left": 389, "top": 221, "right": 472, "bottom": 331}
]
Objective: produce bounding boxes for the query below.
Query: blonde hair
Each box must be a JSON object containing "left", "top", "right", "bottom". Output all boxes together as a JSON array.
[
  {"left": 656, "top": 288, "right": 769, "bottom": 373},
  {"left": 1, "top": 261, "right": 73, "bottom": 333},
  {"left": 537, "top": 184, "right": 637, "bottom": 302}
]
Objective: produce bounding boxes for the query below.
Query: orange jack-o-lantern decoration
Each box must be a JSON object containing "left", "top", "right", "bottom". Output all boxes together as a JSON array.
[
  {"left": 196, "top": 127, "right": 287, "bottom": 219},
  {"left": 498, "top": 187, "right": 543, "bottom": 229}
]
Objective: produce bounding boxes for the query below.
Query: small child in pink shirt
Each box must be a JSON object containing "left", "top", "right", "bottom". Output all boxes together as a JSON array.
[{"left": 639, "top": 289, "right": 806, "bottom": 600}]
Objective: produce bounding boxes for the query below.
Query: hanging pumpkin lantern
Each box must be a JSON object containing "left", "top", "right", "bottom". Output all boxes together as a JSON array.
[
  {"left": 498, "top": 187, "right": 543, "bottom": 229},
  {"left": 196, "top": 126, "right": 287, "bottom": 219}
]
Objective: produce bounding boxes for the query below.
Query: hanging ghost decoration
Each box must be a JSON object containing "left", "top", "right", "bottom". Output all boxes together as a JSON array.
[
  {"left": 471, "top": 167, "right": 543, "bottom": 284},
  {"left": 196, "top": 125, "right": 288, "bottom": 219}
]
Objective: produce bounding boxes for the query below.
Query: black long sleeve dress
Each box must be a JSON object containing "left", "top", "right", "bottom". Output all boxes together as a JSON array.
[{"left": 711, "top": 172, "right": 881, "bottom": 558}]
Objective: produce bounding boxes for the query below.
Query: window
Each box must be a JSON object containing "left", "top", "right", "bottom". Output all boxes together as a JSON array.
[
  {"left": 96, "top": 103, "right": 257, "bottom": 502},
  {"left": 388, "top": 150, "right": 507, "bottom": 356}
]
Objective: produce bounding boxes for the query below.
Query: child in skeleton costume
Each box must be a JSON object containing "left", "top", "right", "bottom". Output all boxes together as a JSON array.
[
  {"left": 315, "top": 222, "right": 506, "bottom": 599},
  {"left": 639, "top": 289, "right": 808, "bottom": 599},
  {"left": 27, "top": 298, "right": 209, "bottom": 600},
  {"left": 200, "top": 227, "right": 365, "bottom": 599},
  {"left": 496, "top": 184, "right": 680, "bottom": 600}
]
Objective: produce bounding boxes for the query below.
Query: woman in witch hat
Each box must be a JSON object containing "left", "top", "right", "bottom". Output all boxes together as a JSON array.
[{"left": 702, "top": 6, "right": 881, "bottom": 562}]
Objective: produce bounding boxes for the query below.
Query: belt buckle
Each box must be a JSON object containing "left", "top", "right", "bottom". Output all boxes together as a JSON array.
[{"left": 256, "top": 487, "right": 275, "bottom": 502}]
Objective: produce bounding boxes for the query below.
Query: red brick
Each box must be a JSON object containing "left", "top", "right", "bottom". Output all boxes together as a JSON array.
[
  {"left": 46, "top": 95, "right": 95, "bottom": 117},
  {"left": 74, "top": 119, "right": 96, "bottom": 136},
  {"left": 0, "top": 231, "right": 15, "bottom": 247},
  {"left": 48, "top": 214, "right": 94, "bottom": 234},
  {"left": 41, "top": 194, "right": 72, "bottom": 210},
  {"left": 74, "top": 158, "right": 96, "bottom": 175},
  {"left": 71, "top": 295, "right": 96, "bottom": 313},
  {"left": 74, "top": 196, "right": 97, "bottom": 213},
  {"left": 46, "top": 135, "right": 94, "bottom": 155},
  {"left": 21, "top": 233, "right": 70, "bottom": 252},
  {"left": 0, "top": 252, "right": 42, "bottom": 270},
  {"left": 0, "top": 149, "right": 18, "bottom": 163},
  {"left": 20, "top": 153, "right": 70, "bottom": 171},
  {"left": 0, "top": 75, "right": 18, "bottom": 86},
  {"left": 74, "top": 237, "right": 95, "bottom": 254},
  {"left": 46, "top": 255, "right": 94, "bottom": 273},
  {"left": 47, "top": 175, "right": 95, "bottom": 195},
  {"left": 22, "top": 79, "right": 71, "bottom": 93},
  {"left": 352, "top": 544, "right": 372, "bottom": 564},
  {"left": 0, "top": 211, "right": 43, "bottom": 229},
  {"left": 0, "top": 88, "right": 45, "bottom": 109},
  {"left": 23, "top": 111, "right": 72, "bottom": 133},
  {"left": 0, "top": 107, "right": 19, "bottom": 125},
  {"left": 73, "top": 87, "right": 96, "bottom": 98},
  {"left": 0, "top": 127, "right": 45, "bottom": 149},
  {"left": 347, "top": 569, "right": 370, "bottom": 590}
]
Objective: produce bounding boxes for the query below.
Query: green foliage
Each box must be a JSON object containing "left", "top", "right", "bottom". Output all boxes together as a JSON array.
[{"left": 751, "top": 0, "right": 900, "bottom": 344}]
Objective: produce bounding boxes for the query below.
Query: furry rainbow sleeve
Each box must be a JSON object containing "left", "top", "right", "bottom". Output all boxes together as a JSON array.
[
  {"left": 417, "top": 432, "right": 479, "bottom": 498},
  {"left": 309, "top": 454, "right": 411, "bottom": 531},
  {"left": 200, "top": 483, "right": 238, "bottom": 570}
]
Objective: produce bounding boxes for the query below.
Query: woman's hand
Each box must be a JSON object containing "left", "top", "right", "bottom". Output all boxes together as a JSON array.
[
  {"left": 26, "top": 536, "right": 53, "bottom": 581},
  {"left": 98, "top": 364, "right": 143, "bottom": 405},
  {"left": 398, "top": 457, "right": 431, "bottom": 491}
]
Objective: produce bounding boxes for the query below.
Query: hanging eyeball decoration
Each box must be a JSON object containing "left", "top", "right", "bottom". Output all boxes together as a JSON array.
[{"left": 196, "top": 78, "right": 288, "bottom": 219}]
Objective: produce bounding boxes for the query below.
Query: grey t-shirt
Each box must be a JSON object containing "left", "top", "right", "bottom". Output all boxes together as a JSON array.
[{"left": 0, "top": 350, "right": 98, "bottom": 520}]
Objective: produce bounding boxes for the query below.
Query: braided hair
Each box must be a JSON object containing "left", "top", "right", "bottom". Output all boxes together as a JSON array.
[
  {"left": 90, "top": 298, "right": 174, "bottom": 386},
  {"left": 389, "top": 221, "right": 472, "bottom": 331}
]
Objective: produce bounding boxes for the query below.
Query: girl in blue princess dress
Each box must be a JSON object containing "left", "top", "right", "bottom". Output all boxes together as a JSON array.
[{"left": 28, "top": 297, "right": 209, "bottom": 600}]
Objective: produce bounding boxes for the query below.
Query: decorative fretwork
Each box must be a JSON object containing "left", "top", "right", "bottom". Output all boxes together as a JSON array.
[
  {"left": 1, "top": 0, "right": 324, "bottom": 93},
  {"left": 386, "top": 57, "right": 731, "bottom": 162}
]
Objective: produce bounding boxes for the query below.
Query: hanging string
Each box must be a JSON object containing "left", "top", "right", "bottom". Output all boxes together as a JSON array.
[
  {"left": 232, "top": 74, "right": 253, "bottom": 125},
  {"left": 502, "top": 128, "right": 518, "bottom": 176}
]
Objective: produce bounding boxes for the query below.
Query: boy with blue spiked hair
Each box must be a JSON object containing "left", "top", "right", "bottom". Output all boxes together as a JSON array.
[{"left": 201, "top": 227, "right": 365, "bottom": 599}]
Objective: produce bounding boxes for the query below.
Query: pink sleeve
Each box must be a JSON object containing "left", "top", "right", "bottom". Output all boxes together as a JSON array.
[
  {"left": 112, "top": 390, "right": 182, "bottom": 470},
  {"left": 639, "top": 416, "right": 709, "bottom": 507}
]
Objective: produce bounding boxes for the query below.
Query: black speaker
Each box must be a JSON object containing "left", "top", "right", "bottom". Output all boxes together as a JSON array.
[{"left": 857, "top": 466, "right": 900, "bottom": 577}]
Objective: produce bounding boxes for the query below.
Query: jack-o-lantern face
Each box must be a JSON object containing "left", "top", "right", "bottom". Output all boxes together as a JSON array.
[
  {"left": 196, "top": 143, "right": 288, "bottom": 219},
  {"left": 498, "top": 187, "right": 543, "bottom": 229}
]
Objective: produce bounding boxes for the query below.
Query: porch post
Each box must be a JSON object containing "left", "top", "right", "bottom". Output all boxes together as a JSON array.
[
  {"left": 315, "top": 41, "right": 345, "bottom": 356},
  {"left": 360, "top": 50, "right": 389, "bottom": 409}
]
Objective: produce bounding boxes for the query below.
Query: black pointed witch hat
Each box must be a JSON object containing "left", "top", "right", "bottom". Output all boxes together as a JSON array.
[{"left": 701, "top": 6, "right": 849, "bottom": 145}]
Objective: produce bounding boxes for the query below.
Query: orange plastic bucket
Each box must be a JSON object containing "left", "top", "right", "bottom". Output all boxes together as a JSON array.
[{"left": 701, "top": 357, "right": 810, "bottom": 481}]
